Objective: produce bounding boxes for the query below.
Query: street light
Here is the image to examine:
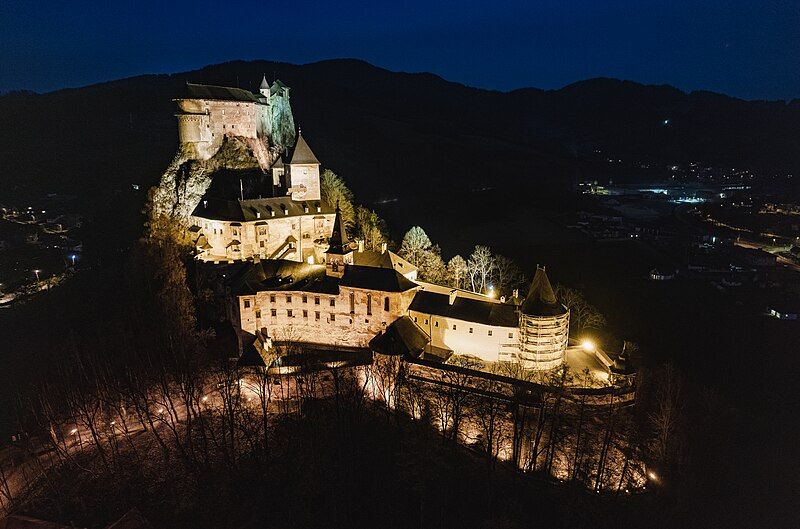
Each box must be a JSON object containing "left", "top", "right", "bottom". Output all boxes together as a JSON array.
[
  {"left": 581, "top": 339, "right": 596, "bottom": 353},
  {"left": 70, "top": 254, "right": 76, "bottom": 266},
  {"left": 33, "top": 269, "right": 41, "bottom": 282}
]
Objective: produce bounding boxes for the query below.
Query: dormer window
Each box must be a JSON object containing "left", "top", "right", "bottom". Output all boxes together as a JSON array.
[
  {"left": 303, "top": 204, "right": 309, "bottom": 213},
  {"left": 315, "top": 202, "right": 321, "bottom": 213},
  {"left": 281, "top": 205, "right": 288, "bottom": 216}
]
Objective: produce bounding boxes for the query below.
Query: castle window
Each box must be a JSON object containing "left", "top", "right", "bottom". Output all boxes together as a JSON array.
[
  {"left": 332, "top": 262, "right": 339, "bottom": 272},
  {"left": 414, "top": 317, "right": 417, "bottom": 322},
  {"left": 303, "top": 204, "right": 309, "bottom": 213},
  {"left": 287, "top": 309, "right": 293, "bottom": 318},
  {"left": 244, "top": 299, "right": 250, "bottom": 309},
  {"left": 303, "top": 309, "right": 308, "bottom": 318},
  {"left": 435, "top": 321, "right": 439, "bottom": 327},
  {"left": 255, "top": 310, "right": 261, "bottom": 319},
  {"left": 384, "top": 297, "right": 390, "bottom": 311},
  {"left": 469, "top": 328, "right": 473, "bottom": 334},
  {"left": 286, "top": 295, "right": 292, "bottom": 303},
  {"left": 315, "top": 311, "right": 320, "bottom": 320},
  {"left": 508, "top": 332, "right": 513, "bottom": 339},
  {"left": 259, "top": 241, "right": 265, "bottom": 248},
  {"left": 302, "top": 295, "right": 307, "bottom": 304},
  {"left": 315, "top": 297, "right": 320, "bottom": 305},
  {"left": 330, "top": 298, "right": 335, "bottom": 307},
  {"left": 453, "top": 324, "right": 457, "bottom": 330},
  {"left": 271, "top": 309, "right": 277, "bottom": 317},
  {"left": 330, "top": 313, "right": 336, "bottom": 322},
  {"left": 367, "top": 294, "right": 372, "bottom": 316},
  {"left": 349, "top": 292, "right": 355, "bottom": 313},
  {"left": 270, "top": 295, "right": 276, "bottom": 303},
  {"left": 424, "top": 318, "right": 428, "bottom": 325},
  {"left": 488, "top": 330, "right": 493, "bottom": 336}
]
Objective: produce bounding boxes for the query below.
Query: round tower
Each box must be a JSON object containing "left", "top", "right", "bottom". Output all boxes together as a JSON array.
[{"left": 518, "top": 266, "right": 570, "bottom": 370}]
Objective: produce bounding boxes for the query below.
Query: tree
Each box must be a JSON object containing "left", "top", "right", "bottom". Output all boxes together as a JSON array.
[
  {"left": 398, "top": 227, "right": 432, "bottom": 266},
  {"left": 447, "top": 255, "right": 468, "bottom": 289},
  {"left": 354, "top": 206, "right": 390, "bottom": 251},
  {"left": 554, "top": 285, "right": 606, "bottom": 335},
  {"left": 492, "top": 255, "right": 524, "bottom": 298},
  {"left": 467, "top": 245, "right": 495, "bottom": 294},
  {"left": 320, "top": 169, "right": 355, "bottom": 229},
  {"left": 398, "top": 227, "right": 447, "bottom": 283}
]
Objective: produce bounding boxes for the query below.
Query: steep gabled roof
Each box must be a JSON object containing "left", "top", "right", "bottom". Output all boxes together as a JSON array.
[
  {"left": 353, "top": 249, "right": 417, "bottom": 275},
  {"left": 259, "top": 75, "right": 269, "bottom": 90},
  {"left": 325, "top": 205, "right": 351, "bottom": 255},
  {"left": 369, "top": 316, "right": 430, "bottom": 356},
  {"left": 521, "top": 266, "right": 568, "bottom": 316},
  {"left": 289, "top": 133, "right": 320, "bottom": 165},
  {"left": 339, "top": 265, "right": 418, "bottom": 292},
  {"left": 408, "top": 290, "right": 519, "bottom": 327},
  {"left": 184, "top": 82, "right": 258, "bottom": 103}
]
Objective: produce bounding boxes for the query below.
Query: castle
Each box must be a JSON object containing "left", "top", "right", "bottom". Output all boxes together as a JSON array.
[
  {"left": 175, "top": 77, "right": 295, "bottom": 161},
  {"left": 172, "top": 77, "right": 613, "bottom": 375}
]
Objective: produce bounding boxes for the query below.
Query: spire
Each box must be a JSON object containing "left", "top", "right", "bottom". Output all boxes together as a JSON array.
[
  {"left": 289, "top": 132, "right": 320, "bottom": 165},
  {"left": 326, "top": 203, "right": 350, "bottom": 255},
  {"left": 260, "top": 74, "right": 269, "bottom": 90},
  {"left": 521, "top": 266, "right": 567, "bottom": 316}
]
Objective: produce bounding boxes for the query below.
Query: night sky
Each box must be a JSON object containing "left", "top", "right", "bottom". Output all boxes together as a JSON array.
[{"left": 1, "top": 0, "right": 799, "bottom": 100}]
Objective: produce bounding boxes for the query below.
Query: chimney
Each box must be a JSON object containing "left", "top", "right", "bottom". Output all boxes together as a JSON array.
[
  {"left": 381, "top": 242, "right": 388, "bottom": 254},
  {"left": 449, "top": 289, "right": 457, "bottom": 305},
  {"left": 357, "top": 239, "right": 365, "bottom": 253}
]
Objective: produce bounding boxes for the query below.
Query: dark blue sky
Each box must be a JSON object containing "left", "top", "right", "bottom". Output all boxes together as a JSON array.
[{"left": 1, "top": 0, "right": 798, "bottom": 100}]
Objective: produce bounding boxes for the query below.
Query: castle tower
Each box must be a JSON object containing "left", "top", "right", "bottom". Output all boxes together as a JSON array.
[
  {"left": 325, "top": 205, "right": 353, "bottom": 278},
  {"left": 286, "top": 132, "right": 321, "bottom": 201},
  {"left": 518, "top": 266, "right": 570, "bottom": 370},
  {"left": 259, "top": 75, "right": 270, "bottom": 97}
]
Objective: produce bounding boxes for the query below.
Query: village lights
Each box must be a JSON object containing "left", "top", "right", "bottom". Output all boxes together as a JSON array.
[
  {"left": 581, "top": 339, "right": 596, "bottom": 352},
  {"left": 33, "top": 269, "right": 41, "bottom": 282}
]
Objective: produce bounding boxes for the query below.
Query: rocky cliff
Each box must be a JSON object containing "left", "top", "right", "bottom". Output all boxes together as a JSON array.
[{"left": 147, "top": 135, "right": 277, "bottom": 234}]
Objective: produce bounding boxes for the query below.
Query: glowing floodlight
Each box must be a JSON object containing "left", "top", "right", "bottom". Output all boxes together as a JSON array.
[{"left": 581, "top": 339, "right": 596, "bottom": 353}]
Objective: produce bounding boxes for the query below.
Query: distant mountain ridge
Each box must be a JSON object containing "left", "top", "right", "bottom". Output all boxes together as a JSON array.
[{"left": 1, "top": 58, "right": 798, "bottom": 208}]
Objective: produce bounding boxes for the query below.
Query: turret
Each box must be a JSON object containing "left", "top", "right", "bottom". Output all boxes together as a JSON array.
[
  {"left": 259, "top": 75, "right": 270, "bottom": 97},
  {"left": 325, "top": 205, "right": 353, "bottom": 278},
  {"left": 518, "top": 266, "right": 570, "bottom": 370}
]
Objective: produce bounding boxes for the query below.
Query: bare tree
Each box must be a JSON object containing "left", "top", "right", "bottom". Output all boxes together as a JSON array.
[
  {"left": 492, "top": 255, "right": 525, "bottom": 298},
  {"left": 467, "top": 245, "right": 495, "bottom": 294},
  {"left": 554, "top": 285, "right": 606, "bottom": 335}
]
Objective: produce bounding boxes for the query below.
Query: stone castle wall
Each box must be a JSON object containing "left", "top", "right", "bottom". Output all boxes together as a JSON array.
[
  {"left": 191, "top": 210, "right": 336, "bottom": 263},
  {"left": 176, "top": 99, "right": 260, "bottom": 161},
  {"left": 239, "top": 287, "right": 418, "bottom": 349}
]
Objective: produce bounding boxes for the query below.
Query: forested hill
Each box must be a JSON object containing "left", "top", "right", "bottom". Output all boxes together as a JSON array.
[{"left": 1, "top": 58, "right": 799, "bottom": 209}]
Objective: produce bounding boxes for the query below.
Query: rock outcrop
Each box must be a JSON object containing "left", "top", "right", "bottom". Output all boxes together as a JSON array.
[{"left": 148, "top": 136, "right": 278, "bottom": 231}]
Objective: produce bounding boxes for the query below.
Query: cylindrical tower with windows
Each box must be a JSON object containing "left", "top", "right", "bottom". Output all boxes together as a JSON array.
[{"left": 518, "top": 266, "right": 569, "bottom": 370}]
